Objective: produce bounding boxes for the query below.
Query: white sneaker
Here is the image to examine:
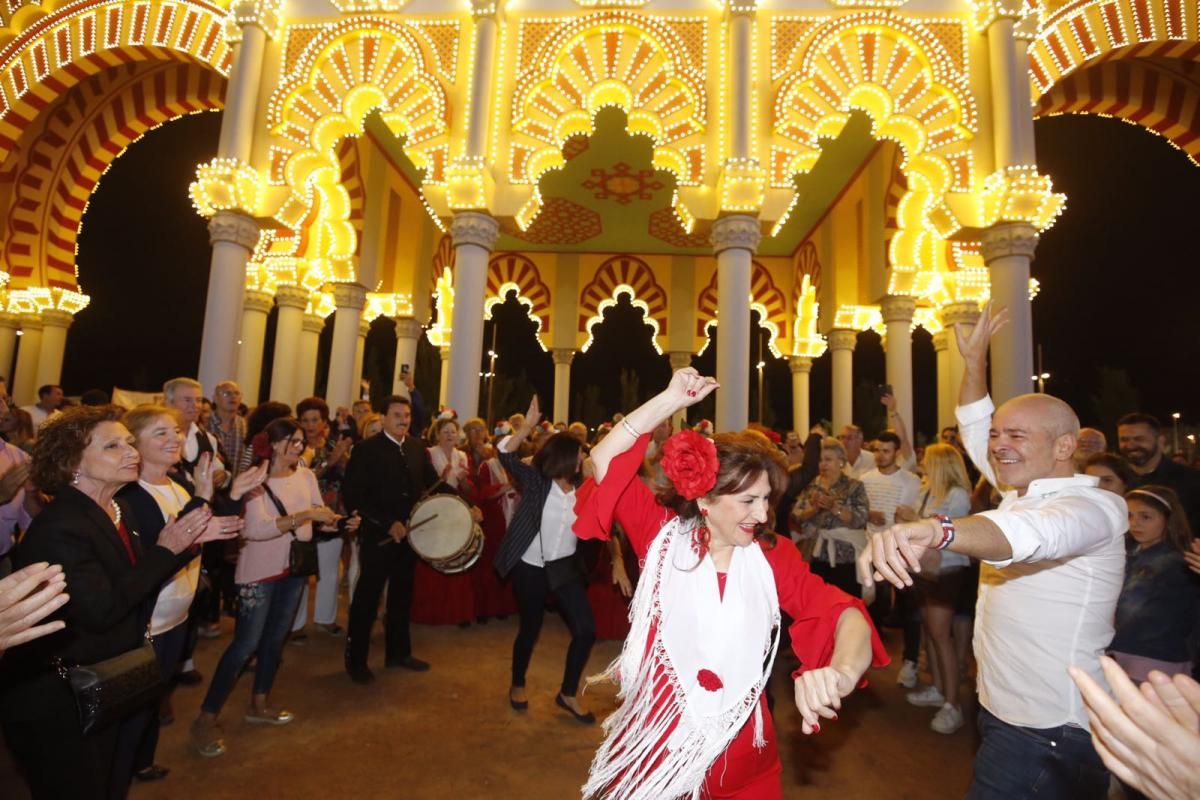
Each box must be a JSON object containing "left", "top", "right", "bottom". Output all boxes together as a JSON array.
[
  {"left": 897, "top": 659, "right": 919, "bottom": 688},
  {"left": 906, "top": 685, "right": 946, "bottom": 707},
  {"left": 931, "top": 703, "right": 965, "bottom": 734}
]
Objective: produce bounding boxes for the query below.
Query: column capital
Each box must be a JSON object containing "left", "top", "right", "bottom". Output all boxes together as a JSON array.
[
  {"left": 18, "top": 313, "right": 43, "bottom": 332},
  {"left": 274, "top": 284, "right": 310, "bottom": 310},
  {"left": 332, "top": 282, "right": 367, "bottom": 311},
  {"left": 358, "top": 318, "right": 371, "bottom": 337},
  {"left": 726, "top": 0, "right": 756, "bottom": 18},
  {"left": 940, "top": 300, "right": 982, "bottom": 328},
  {"left": 826, "top": 328, "right": 858, "bottom": 352},
  {"left": 301, "top": 313, "right": 326, "bottom": 335},
  {"left": 439, "top": 346, "right": 452, "bottom": 362},
  {"left": 244, "top": 288, "right": 275, "bottom": 314},
  {"left": 931, "top": 330, "right": 951, "bottom": 352},
  {"left": 394, "top": 316, "right": 424, "bottom": 340},
  {"left": 208, "top": 211, "right": 260, "bottom": 251},
  {"left": 0, "top": 312, "right": 20, "bottom": 331},
  {"left": 980, "top": 222, "right": 1038, "bottom": 262},
  {"left": 668, "top": 351, "right": 693, "bottom": 371},
  {"left": 789, "top": 355, "right": 813, "bottom": 374},
  {"left": 225, "top": 0, "right": 279, "bottom": 41},
  {"left": 469, "top": 0, "right": 503, "bottom": 20},
  {"left": 551, "top": 348, "right": 575, "bottom": 367},
  {"left": 40, "top": 309, "right": 74, "bottom": 329},
  {"left": 450, "top": 212, "right": 499, "bottom": 251},
  {"left": 880, "top": 295, "right": 916, "bottom": 324},
  {"left": 710, "top": 214, "right": 761, "bottom": 256}
]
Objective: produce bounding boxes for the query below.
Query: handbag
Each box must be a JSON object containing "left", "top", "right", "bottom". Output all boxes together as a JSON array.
[
  {"left": 539, "top": 521, "right": 585, "bottom": 592},
  {"left": 56, "top": 634, "right": 164, "bottom": 735},
  {"left": 263, "top": 483, "right": 319, "bottom": 579}
]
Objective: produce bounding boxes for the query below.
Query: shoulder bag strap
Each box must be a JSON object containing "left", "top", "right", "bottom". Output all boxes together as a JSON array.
[{"left": 261, "top": 481, "right": 295, "bottom": 540}]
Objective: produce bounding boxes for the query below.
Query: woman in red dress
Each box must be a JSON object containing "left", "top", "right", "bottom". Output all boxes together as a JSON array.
[{"left": 574, "top": 369, "right": 888, "bottom": 800}]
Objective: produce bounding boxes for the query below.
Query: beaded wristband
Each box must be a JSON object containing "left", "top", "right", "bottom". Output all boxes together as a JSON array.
[{"left": 933, "top": 514, "right": 956, "bottom": 550}]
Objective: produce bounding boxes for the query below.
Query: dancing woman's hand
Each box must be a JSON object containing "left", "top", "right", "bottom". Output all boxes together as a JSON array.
[
  {"left": 794, "top": 666, "right": 856, "bottom": 735},
  {"left": 663, "top": 368, "right": 719, "bottom": 415}
]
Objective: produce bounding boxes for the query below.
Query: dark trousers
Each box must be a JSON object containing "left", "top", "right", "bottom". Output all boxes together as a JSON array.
[
  {"left": 127, "top": 623, "right": 189, "bottom": 775},
  {"left": 201, "top": 577, "right": 305, "bottom": 715},
  {"left": 346, "top": 534, "right": 417, "bottom": 668},
  {"left": 967, "top": 708, "right": 1109, "bottom": 800},
  {"left": 898, "top": 585, "right": 922, "bottom": 663},
  {"left": 1, "top": 672, "right": 120, "bottom": 799},
  {"left": 510, "top": 560, "right": 596, "bottom": 696},
  {"left": 810, "top": 558, "right": 860, "bottom": 600}
]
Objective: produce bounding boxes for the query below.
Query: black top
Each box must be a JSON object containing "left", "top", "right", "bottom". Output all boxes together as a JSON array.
[
  {"left": 341, "top": 432, "right": 437, "bottom": 541},
  {"left": 492, "top": 450, "right": 561, "bottom": 578},
  {"left": 1130, "top": 457, "right": 1200, "bottom": 537},
  {"left": 2, "top": 486, "right": 192, "bottom": 677}
]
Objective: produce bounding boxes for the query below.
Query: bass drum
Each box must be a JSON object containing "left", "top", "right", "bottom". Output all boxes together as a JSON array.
[{"left": 406, "top": 494, "right": 483, "bottom": 574}]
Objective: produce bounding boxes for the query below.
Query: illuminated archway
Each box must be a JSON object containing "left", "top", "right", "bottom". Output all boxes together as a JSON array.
[
  {"left": 696, "top": 261, "right": 788, "bottom": 357},
  {"left": 577, "top": 254, "right": 667, "bottom": 354},
  {"left": 0, "top": 0, "right": 231, "bottom": 159},
  {"left": 510, "top": 11, "right": 706, "bottom": 230},
  {"left": 267, "top": 17, "right": 452, "bottom": 274},
  {"left": 484, "top": 252, "right": 552, "bottom": 350},
  {"left": 3, "top": 61, "right": 225, "bottom": 290},
  {"left": 774, "top": 12, "right": 978, "bottom": 293}
]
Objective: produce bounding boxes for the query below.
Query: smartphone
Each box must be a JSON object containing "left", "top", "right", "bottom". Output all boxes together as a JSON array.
[
  {"left": 877, "top": 383, "right": 893, "bottom": 399},
  {"left": 400, "top": 363, "right": 410, "bottom": 377}
]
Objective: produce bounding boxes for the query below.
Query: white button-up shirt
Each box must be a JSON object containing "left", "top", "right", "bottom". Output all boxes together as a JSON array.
[
  {"left": 958, "top": 395, "right": 1126, "bottom": 730},
  {"left": 521, "top": 481, "right": 578, "bottom": 567}
]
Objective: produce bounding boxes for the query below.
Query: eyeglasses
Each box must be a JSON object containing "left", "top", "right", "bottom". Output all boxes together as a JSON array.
[{"left": 287, "top": 438, "right": 305, "bottom": 447}]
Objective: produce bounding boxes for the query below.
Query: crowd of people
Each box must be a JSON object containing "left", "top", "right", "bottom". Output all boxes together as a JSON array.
[{"left": 0, "top": 304, "right": 1196, "bottom": 798}]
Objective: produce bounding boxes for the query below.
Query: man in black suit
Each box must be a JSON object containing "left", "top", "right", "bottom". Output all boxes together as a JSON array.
[{"left": 343, "top": 394, "right": 437, "bottom": 684}]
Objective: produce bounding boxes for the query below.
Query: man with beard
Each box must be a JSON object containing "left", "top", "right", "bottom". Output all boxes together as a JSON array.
[{"left": 1117, "top": 412, "right": 1200, "bottom": 534}]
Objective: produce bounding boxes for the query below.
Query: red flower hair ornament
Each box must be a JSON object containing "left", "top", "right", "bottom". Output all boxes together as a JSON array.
[
  {"left": 250, "top": 432, "right": 272, "bottom": 461},
  {"left": 660, "top": 429, "right": 720, "bottom": 501}
]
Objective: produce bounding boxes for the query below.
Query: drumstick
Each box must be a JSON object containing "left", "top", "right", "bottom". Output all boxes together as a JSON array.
[{"left": 377, "top": 513, "right": 439, "bottom": 546}]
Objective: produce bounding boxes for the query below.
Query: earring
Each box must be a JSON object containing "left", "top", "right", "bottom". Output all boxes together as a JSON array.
[
  {"left": 691, "top": 507, "right": 710, "bottom": 555},
  {"left": 72, "top": 471, "right": 80, "bottom": 485}
]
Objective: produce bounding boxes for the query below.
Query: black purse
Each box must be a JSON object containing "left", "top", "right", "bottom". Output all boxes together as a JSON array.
[
  {"left": 56, "top": 634, "right": 163, "bottom": 735},
  {"left": 263, "top": 483, "right": 319, "bottom": 579},
  {"left": 539, "top": 524, "right": 586, "bottom": 592}
]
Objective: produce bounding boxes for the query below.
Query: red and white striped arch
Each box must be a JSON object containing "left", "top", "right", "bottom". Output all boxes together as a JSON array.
[{"left": 577, "top": 255, "right": 668, "bottom": 354}]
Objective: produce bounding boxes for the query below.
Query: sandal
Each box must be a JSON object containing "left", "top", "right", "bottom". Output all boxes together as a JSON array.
[{"left": 190, "top": 720, "right": 225, "bottom": 758}]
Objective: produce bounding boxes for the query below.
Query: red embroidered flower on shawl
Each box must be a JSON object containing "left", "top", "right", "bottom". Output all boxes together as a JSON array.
[
  {"left": 696, "top": 669, "right": 723, "bottom": 692},
  {"left": 660, "top": 430, "right": 719, "bottom": 501}
]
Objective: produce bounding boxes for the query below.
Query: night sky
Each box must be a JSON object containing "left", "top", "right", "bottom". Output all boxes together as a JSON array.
[{"left": 61, "top": 110, "right": 1200, "bottom": 439}]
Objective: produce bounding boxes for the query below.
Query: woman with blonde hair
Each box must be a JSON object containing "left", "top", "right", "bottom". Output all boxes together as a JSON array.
[{"left": 895, "top": 443, "right": 972, "bottom": 734}]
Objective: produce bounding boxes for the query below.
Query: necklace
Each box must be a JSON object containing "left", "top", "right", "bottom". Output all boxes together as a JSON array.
[{"left": 111, "top": 500, "right": 122, "bottom": 528}]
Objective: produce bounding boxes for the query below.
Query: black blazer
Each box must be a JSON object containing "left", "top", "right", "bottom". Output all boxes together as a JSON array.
[
  {"left": 3, "top": 486, "right": 192, "bottom": 675},
  {"left": 342, "top": 432, "right": 436, "bottom": 541},
  {"left": 492, "top": 450, "right": 560, "bottom": 578}
]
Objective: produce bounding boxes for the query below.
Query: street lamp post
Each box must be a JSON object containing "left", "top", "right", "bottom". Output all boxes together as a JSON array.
[
  {"left": 1172, "top": 412, "right": 1181, "bottom": 454},
  {"left": 756, "top": 361, "right": 765, "bottom": 422}
]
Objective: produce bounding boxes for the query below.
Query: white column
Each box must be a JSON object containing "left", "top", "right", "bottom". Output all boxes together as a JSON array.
[
  {"left": 932, "top": 331, "right": 953, "bottom": 435},
  {"left": 446, "top": 212, "right": 498, "bottom": 418},
  {"left": 198, "top": 212, "right": 259, "bottom": 395},
  {"left": 728, "top": 6, "right": 753, "bottom": 160},
  {"left": 0, "top": 313, "right": 19, "bottom": 386},
  {"left": 296, "top": 313, "right": 324, "bottom": 403},
  {"left": 881, "top": 296, "right": 916, "bottom": 435},
  {"left": 12, "top": 315, "right": 43, "bottom": 406},
  {"left": 985, "top": 17, "right": 1036, "bottom": 170},
  {"left": 353, "top": 318, "right": 370, "bottom": 401},
  {"left": 939, "top": 302, "right": 981, "bottom": 422},
  {"left": 465, "top": 1, "right": 500, "bottom": 160},
  {"left": 981, "top": 224, "right": 1037, "bottom": 402},
  {"left": 326, "top": 284, "right": 367, "bottom": 410},
  {"left": 392, "top": 317, "right": 423, "bottom": 397},
  {"left": 34, "top": 310, "right": 72, "bottom": 389},
  {"left": 789, "top": 356, "right": 813, "bottom": 435},
  {"left": 828, "top": 329, "right": 857, "bottom": 432},
  {"left": 269, "top": 284, "right": 308, "bottom": 405},
  {"left": 438, "top": 347, "right": 451, "bottom": 410},
  {"left": 668, "top": 351, "right": 693, "bottom": 431},
  {"left": 237, "top": 289, "right": 273, "bottom": 404},
  {"left": 216, "top": 19, "right": 269, "bottom": 165},
  {"left": 551, "top": 349, "right": 573, "bottom": 424},
  {"left": 710, "top": 215, "right": 760, "bottom": 433}
]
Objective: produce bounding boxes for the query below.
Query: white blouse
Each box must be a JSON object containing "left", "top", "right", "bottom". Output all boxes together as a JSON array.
[{"left": 521, "top": 481, "right": 577, "bottom": 567}]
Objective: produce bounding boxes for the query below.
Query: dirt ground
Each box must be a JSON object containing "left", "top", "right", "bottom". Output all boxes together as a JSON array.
[{"left": 2, "top": 600, "right": 978, "bottom": 799}]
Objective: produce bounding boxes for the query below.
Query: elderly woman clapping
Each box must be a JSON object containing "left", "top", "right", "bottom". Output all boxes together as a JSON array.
[
  {"left": 0, "top": 405, "right": 241, "bottom": 799},
  {"left": 791, "top": 438, "right": 870, "bottom": 598}
]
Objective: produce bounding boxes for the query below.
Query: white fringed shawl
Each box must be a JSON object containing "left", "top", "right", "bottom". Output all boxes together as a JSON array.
[{"left": 583, "top": 517, "right": 780, "bottom": 800}]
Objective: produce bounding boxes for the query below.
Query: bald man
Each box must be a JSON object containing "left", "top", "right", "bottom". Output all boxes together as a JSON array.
[
  {"left": 858, "top": 304, "right": 1126, "bottom": 800},
  {"left": 1072, "top": 427, "right": 1107, "bottom": 471}
]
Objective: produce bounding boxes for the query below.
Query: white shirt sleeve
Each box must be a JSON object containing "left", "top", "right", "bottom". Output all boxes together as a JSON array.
[
  {"left": 955, "top": 395, "right": 997, "bottom": 488},
  {"left": 977, "top": 491, "right": 1126, "bottom": 567}
]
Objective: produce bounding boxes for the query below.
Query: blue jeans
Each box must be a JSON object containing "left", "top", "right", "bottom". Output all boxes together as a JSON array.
[
  {"left": 967, "top": 708, "right": 1109, "bottom": 799},
  {"left": 201, "top": 576, "right": 305, "bottom": 715}
]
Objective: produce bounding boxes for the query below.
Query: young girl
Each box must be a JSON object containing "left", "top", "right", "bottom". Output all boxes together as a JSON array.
[{"left": 1108, "top": 485, "right": 1198, "bottom": 682}]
